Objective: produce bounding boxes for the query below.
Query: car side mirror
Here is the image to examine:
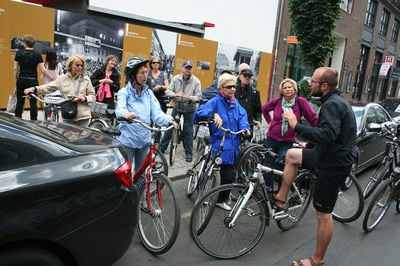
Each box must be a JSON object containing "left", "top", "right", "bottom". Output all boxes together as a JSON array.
[{"left": 367, "top": 122, "right": 382, "bottom": 132}]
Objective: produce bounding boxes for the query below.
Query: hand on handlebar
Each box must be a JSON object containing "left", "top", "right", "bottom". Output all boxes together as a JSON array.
[
  {"left": 170, "top": 120, "right": 179, "bottom": 129},
  {"left": 124, "top": 112, "right": 138, "bottom": 120},
  {"left": 174, "top": 92, "right": 190, "bottom": 101},
  {"left": 243, "top": 130, "right": 251, "bottom": 137},
  {"left": 24, "top": 87, "right": 36, "bottom": 95},
  {"left": 72, "top": 95, "right": 86, "bottom": 102}
]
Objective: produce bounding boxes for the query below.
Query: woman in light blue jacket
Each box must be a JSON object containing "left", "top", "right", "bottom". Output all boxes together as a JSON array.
[{"left": 116, "top": 57, "right": 176, "bottom": 189}]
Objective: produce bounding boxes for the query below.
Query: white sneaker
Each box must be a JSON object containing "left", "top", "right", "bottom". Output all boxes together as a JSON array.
[{"left": 216, "top": 202, "right": 232, "bottom": 211}]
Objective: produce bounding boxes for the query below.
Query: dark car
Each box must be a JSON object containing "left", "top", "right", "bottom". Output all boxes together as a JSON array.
[
  {"left": 380, "top": 97, "right": 400, "bottom": 124},
  {"left": 0, "top": 112, "right": 138, "bottom": 266},
  {"left": 351, "top": 101, "right": 395, "bottom": 174}
]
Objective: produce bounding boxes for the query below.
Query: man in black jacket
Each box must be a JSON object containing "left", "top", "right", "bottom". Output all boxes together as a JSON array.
[
  {"left": 274, "top": 67, "right": 357, "bottom": 266},
  {"left": 235, "top": 68, "right": 262, "bottom": 128}
]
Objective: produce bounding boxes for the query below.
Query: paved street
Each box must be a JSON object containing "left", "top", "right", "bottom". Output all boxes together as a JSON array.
[{"left": 114, "top": 167, "right": 400, "bottom": 266}]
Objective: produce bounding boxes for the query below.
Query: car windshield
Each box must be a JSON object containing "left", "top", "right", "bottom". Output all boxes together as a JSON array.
[
  {"left": 381, "top": 101, "right": 400, "bottom": 117},
  {"left": 351, "top": 106, "right": 364, "bottom": 132}
]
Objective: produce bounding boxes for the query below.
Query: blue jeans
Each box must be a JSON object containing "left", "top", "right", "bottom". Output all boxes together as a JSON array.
[
  {"left": 264, "top": 137, "right": 294, "bottom": 189},
  {"left": 123, "top": 145, "right": 149, "bottom": 197},
  {"left": 160, "top": 108, "right": 194, "bottom": 158}
]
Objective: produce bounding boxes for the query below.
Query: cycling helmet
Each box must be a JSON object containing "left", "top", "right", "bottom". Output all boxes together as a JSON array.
[{"left": 125, "top": 56, "right": 149, "bottom": 80}]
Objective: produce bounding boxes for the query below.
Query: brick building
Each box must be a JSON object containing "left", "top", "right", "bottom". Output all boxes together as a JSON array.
[{"left": 272, "top": 0, "right": 400, "bottom": 103}]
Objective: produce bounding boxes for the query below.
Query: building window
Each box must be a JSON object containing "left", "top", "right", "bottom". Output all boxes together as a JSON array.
[
  {"left": 379, "top": 9, "right": 390, "bottom": 36},
  {"left": 365, "top": 0, "right": 378, "bottom": 28},
  {"left": 340, "top": 0, "right": 353, "bottom": 13},
  {"left": 353, "top": 45, "right": 370, "bottom": 100},
  {"left": 391, "top": 18, "right": 400, "bottom": 43},
  {"left": 368, "top": 51, "right": 383, "bottom": 102}
]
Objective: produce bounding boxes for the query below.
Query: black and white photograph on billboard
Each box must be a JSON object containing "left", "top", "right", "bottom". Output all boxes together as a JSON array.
[
  {"left": 151, "top": 29, "right": 177, "bottom": 82},
  {"left": 54, "top": 10, "right": 125, "bottom": 77},
  {"left": 11, "top": 37, "right": 51, "bottom": 54},
  {"left": 215, "top": 42, "right": 260, "bottom": 87}
]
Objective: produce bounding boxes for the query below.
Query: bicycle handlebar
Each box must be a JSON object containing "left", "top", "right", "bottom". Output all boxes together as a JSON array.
[
  {"left": 166, "top": 95, "right": 207, "bottom": 104},
  {"left": 25, "top": 93, "right": 73, "bottom": 106},
  {"left": 117, "top": 118, "right": 174, "bottom": 132},
  {"left": 195, "top": 118, "right": 249, "bottom": 135},
  {"left": 100, "top": 127, "right": 121, "bottom": 136}
]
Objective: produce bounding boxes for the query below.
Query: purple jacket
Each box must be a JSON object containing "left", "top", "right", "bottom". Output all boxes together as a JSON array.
[{"left": 262, "top": 97, "right": 318, "bottom": 142}]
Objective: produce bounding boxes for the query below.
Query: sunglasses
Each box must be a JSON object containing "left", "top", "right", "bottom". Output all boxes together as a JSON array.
[
  {"left": 75, "top": 64, "right": 84, "bottom": 67},
  {"left": 242, "top": 74, "right": 252, "bottom": 78},
  {"left": 223, "top": 85, "right": 236, "bottom": 89},
  {"left": 152, "top": 61, "right": 160, "bottom": 64}
]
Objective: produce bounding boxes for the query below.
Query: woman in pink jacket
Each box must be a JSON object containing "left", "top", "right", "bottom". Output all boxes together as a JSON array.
[{"left": 262, "top": 78, "right": 318, "bottom": 189}]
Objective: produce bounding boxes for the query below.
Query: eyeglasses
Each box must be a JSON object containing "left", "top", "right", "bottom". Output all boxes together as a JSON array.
[
  {"left": 223, "top": 85, "right": 236, "bottom": 89},
  {"left": 75, "top": 64, "right": 84, "bottom": 67},
  {"left": 152, "top": 61, "right": 160, "bottom": 64},
  {"left": 310, "top": 79, "right": 325, "bottom": 85}
]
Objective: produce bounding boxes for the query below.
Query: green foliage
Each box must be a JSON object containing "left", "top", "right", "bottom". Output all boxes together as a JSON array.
[
  {"left": 288, "top": 0, "right": 341, "bottom": 68},
  {"left": 298, "top": 79, "right": 311, "bottom": 100}
]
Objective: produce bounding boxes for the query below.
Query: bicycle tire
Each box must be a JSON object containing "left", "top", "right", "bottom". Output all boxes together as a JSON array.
[
  {"left": 363, "top": 178, "right": 395, "bottom": 232},
  {"left": 363, "top": 158, "right": 389, "bottom": 199},
  {"left": 396, "top": 189, "right": 400, "bottom": 213},
  {"left": 332, "top": 173, "right": 364, "bottom": 223},
  {"left": 190, "top": 184, "right": 267, "bottom": 259},
  {"left": 276, "top": 171, "right": 314, "bottom": 231},
  {"left": 137, "top": 172, "right": 181, "bottom": 254},
  {"left": 235, "top": 144, "right": 267, "bottom": 183},
  {"left": 154, "top": 149, "right": 168, "bottom": 176},
  {"left": 88, "top": 118, "right": 111, "bottom": 129},
  {"left": 169, "top": 128, "right": 178, "bottom": 166},
  {"left": 187, "top": 140, "right": 207, "bottom": 197},
  {"left": 196, "top": 168, "right": 221, "bottom": 203}
]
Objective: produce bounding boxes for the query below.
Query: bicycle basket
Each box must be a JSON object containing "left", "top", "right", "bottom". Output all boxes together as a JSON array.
[
  {"left": 44, "top": 95, "right": 63, "bottom": 104},
  {"left": 197, "top": 124, "right": 210, "bottom": 139},
  {"left": 90, "top": 102, "right": 108, "bottom": 115}
]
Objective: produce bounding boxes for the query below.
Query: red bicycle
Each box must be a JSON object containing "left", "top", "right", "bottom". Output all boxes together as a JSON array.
[{"left": 108, "top": 118, "right": 180, "bottom": 254}]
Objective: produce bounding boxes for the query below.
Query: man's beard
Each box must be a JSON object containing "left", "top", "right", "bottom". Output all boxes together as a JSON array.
[{"left": 311, "top": 88, "right": 323, "bottom": 97}]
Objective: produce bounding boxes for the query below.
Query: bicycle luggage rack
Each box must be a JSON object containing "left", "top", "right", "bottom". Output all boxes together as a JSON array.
[{"left": 90, "top": 102, "right": 108, "bottom": 115}]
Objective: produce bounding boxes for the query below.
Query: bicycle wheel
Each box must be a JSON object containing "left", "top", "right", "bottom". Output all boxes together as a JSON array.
[
  {"left": 154, "top": 149, "right": 169, "bottom": 176},
  {"left": 187, "top": 140, "right": 207, "bottom": 197},
  {"left": 363, "top": 158, "right": 389, "bottom": 199},
  {"left": 196, "top": 168, "right": 221, "bottom": 203},
  {"left": 235, "top": 144, "right": 267, "bottom": 183},
  {"left": 396, "top": 188, "right": 400, "bottom": 213},
  {"left": 276, "top": 171, "right": 314, "bottom": 231},
  {"left": 169, "top": 128, "right": 178, "bottom": 166},
  {"left": 88, "top": 118, "right": 111, "bottom": 129},
  {"left": 137, "top": 173, "right": 181, "bottom": 254},
  {"left": 332, "top": 173, "right": 364, "bottom": 223},
  {"left": 363, "top": 178, "right": 395, "bottom": 232},
  {"left": 190, "top": 184, "right": 267, "bottom": 259}
]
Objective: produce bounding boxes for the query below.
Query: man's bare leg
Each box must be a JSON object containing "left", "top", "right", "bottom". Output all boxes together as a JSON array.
[
  {"left": 274, "top": 148, "right": 302, "bottom": 205},
  {"left": 292, "top": 211, "right": 330, "bottom": 266}
]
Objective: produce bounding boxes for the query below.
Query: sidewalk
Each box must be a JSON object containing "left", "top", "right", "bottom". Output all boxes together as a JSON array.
[{"left": 22, "top": 110, "right": 192, "bottom": 181}]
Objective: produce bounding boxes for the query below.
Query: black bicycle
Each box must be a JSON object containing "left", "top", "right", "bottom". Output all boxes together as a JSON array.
[{"left": 363, "top": 123, "right": 399, "bottom": 199}]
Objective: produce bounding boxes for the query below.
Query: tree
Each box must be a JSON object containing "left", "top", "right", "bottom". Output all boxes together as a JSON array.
[{"left": 288, "top": 0, "right": 341, "bottom": 68}]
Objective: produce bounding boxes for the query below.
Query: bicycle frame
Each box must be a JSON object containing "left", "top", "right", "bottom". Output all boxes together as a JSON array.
[{"left": 125, "top": 119, "right": 174, "bottom": 213}]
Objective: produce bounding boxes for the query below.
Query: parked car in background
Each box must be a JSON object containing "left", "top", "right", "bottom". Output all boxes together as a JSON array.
[
  {"left": 300, "top": 100, "right": 395, "bottom": 175},
  {"left": 351, "top": 101, "right": 395, "bottom": 174},
  {"left": 380, "top": 97, "right": 400, "bottom": 124},
  {"left": 0, "top": 112, "right": 138, "bottom": 266}
]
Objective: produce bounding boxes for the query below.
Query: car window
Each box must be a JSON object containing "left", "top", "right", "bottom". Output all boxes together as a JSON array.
[
  {"left": 351, "top": 106, "right": 364, "bottom": 131},
  {"left": 374, "top": 106, "right": 390, "bottom": 124},
  {"left": 365, "top": 107, "right": 376, "bottom": 125},
  {"left": 0, "top": 139, "right": 51, "bottom": 171}
]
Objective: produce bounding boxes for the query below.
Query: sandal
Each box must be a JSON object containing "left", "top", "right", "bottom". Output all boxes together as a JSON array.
[
  {"left": 292, "top": 257, "right": 324, "bottom": 266},
  {"left": 272, "top": 194, "right": 286, "bottom": 211}
]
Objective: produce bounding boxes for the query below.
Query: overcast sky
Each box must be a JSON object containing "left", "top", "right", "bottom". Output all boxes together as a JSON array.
[{"left": 90, "top": 0, "right": 279, "bottom": 53}]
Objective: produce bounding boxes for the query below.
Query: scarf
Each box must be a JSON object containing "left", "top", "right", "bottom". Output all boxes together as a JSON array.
[
  {"left": 97, "top": 74, "right": 112, "bottom": 102},
  {"left": 220, "top": 90, "right": 234, "bottom": 102},
  {"left": 281, "top": 96, "right": 296, "bottom": 136}
]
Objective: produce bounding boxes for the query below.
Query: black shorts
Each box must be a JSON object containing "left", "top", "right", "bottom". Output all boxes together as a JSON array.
[
  {"left": 301, "top": 148, "right": 317, "bottom": 171},
  {"left": 302, "top": 148, "right": 349, "bottom": 213},
  {"left": 312, "top": 172, "right": 348, "bottom": 213}
]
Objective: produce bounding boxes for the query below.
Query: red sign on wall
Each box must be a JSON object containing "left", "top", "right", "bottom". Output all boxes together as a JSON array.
[{"left": 385, "top": 56, "right": 395, "bottom": 66}]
